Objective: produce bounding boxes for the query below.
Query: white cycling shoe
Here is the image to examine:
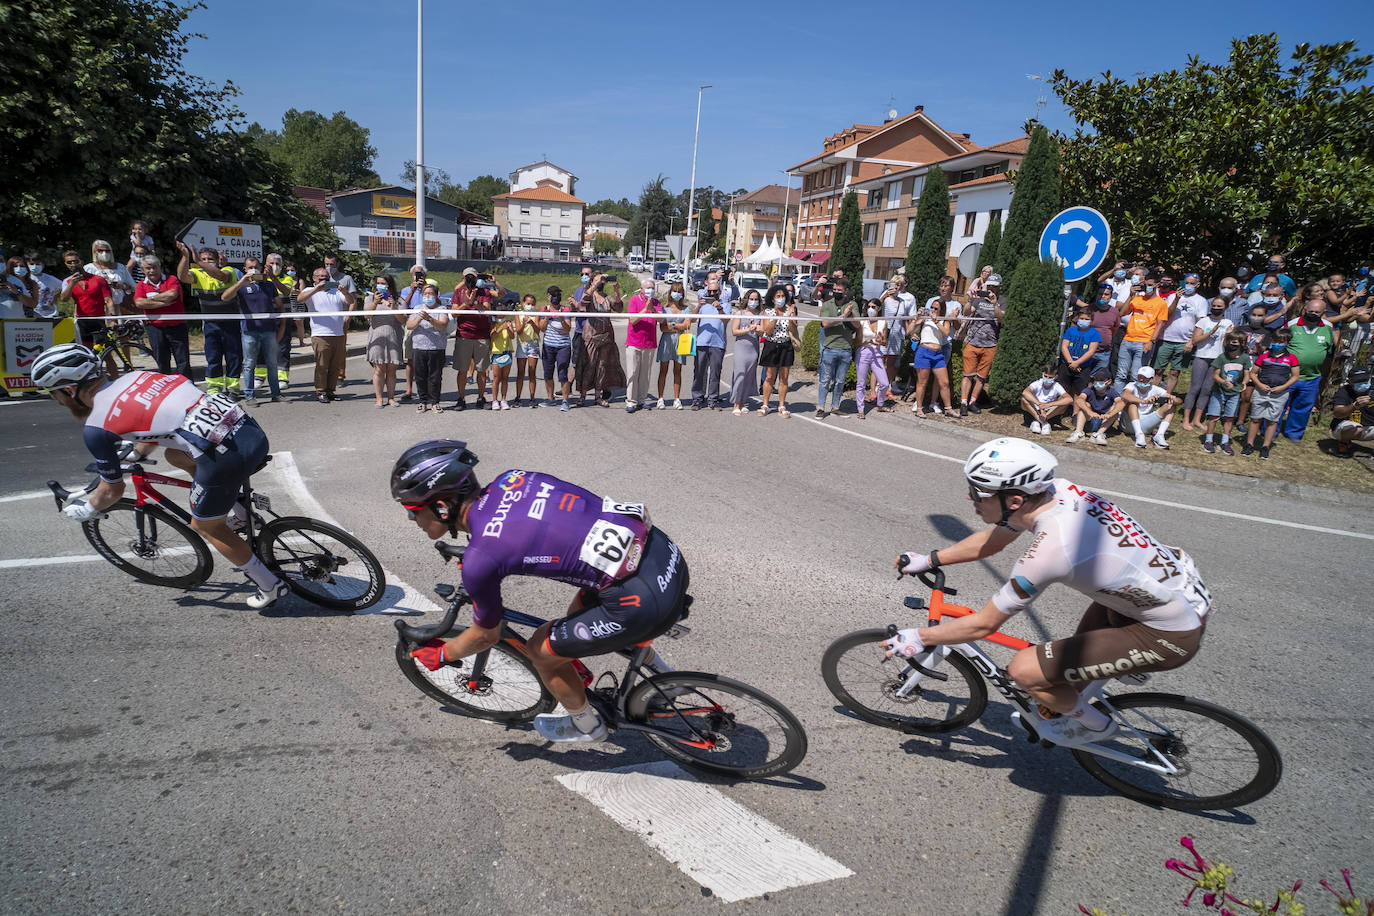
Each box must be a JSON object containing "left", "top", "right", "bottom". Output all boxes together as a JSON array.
[
  {"left": 1017, "top": 711, "right": 1118, "bottom": 748},
  {"left": 533, "top": 712, "right": 609, "bottom": 744},
  {"left": 246, "top": 579, "right": 290, "bottom": 610}
]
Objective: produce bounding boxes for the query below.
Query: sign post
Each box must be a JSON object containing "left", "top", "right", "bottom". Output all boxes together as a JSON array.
[{"left": 176, "top": 218, "right": 263, "bottom": 263}]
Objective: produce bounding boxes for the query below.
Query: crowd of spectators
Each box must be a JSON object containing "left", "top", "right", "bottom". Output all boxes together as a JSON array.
[{"left": 7, "top": 233, "right": 1371, "bottom": 462}]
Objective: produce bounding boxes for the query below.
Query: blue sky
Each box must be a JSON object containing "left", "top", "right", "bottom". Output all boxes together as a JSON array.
[{"left": 184, "top": 0, "right": 1367, "bottom": 205}]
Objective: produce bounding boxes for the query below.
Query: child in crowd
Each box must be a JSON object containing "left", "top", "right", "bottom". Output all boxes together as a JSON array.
[
  {"left": 1202, "top": 331, "right": 1253, "bottom": 455},
  {"left": 1242, "top": 327, "right": 1299, "bottom": 459},
  {"left": 489, "top": 309, "right": 517, "bottom": 410}
]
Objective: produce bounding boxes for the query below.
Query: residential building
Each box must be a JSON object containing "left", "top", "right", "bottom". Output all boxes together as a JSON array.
[
  {"left": 492, "top": 186, "right": 586, "bottom": 261},
  {"left": 787, "top": 106, "right": 978, "bottom": 268},
  {"left": 726, "top": 184, "right": 798, "bottom": 261},
  {"left": 508, "top": 160, "right": 578, "bottom": 197},
  {"left": 320, "top": 185, "right": 488, "bottom": 259},
  {"left": 852, "top": 137, "right": 1027, "bottom": 286},
  {"left": 584, "top": 213, "right": 629, "bottom": 255}
]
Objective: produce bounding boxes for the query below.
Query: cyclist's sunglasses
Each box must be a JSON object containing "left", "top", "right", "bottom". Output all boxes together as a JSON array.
[
  {"left": 967, "top": 484, "right": 997, "bottom": 504},
  {"left": 402, "top": 502, "right": 427, "bottom": 520}
]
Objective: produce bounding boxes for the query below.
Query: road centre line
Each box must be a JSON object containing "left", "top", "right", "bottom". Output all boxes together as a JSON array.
[
  {"left": 556, "top": 760, "right": 852, "bottom": 902},
  {"left": 799, "top": 414, "right": 1374, "bottom": 541}
]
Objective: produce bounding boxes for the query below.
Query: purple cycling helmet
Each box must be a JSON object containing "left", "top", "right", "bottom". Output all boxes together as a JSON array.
[{"left": 390, "top": 439, "right": 481, "bottom": 509}]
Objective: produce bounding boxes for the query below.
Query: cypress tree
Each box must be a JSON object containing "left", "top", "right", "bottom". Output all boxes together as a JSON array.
[
  {"left": 975, "top": 213, "right": 1001, "bottom": 275},
  {"left": 996, "top": 125, "right": 1061, "bottom": 270},
  {"left": 987, "top": 255, "right": 1066, "bottom": 408},
  {"left": 830, "top": 190, "right": 865, "bottom": 285},
  {"left": 904, "top": 167, "right": 954, "bottom": 304}
]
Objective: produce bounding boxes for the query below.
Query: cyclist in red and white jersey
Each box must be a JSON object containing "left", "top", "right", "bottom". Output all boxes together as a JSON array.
[
  {"left": 30, "top": 343, "right": 288, "bottom": 608},
  {"left": 884, "top": 437, "right": 1211, "bottom": 747}
]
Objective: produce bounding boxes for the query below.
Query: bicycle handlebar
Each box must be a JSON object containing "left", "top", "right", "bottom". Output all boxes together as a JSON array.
[
  {"left": 394, "top": 541, "right": 470, "bottom": 646},
  {"left": 915, "top": 568, "right": 955, "bottom": 595},
  {"left": 46, "top": 478, "right": 97, "bottom": 512}
]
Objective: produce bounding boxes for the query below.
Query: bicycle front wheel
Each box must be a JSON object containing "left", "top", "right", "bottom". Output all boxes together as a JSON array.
[
  {"left": 822, "top": 629, "right": 987, "bottom": 733},
  {"left": 395, "top": 627, "right": 554, "bottom": 722},
  {"left": 626, "top": 673, "right": 808, "bottom": 778},
  {"left": 257, "top": 516, "right": 385, "bottom": 611},
  {"left": 1071, "top": 692, "right": 1282, "bottom": 811},
  {"left": 83, "top": 499, "right": 212, "bottom": 589}
]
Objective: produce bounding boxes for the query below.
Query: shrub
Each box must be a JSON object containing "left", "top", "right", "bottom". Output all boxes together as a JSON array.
[
  {"left": 905, "top": 167, "right": 955, "bottom": 304},
  {"left": 988, "top": 255, "right": 1065, "bottom": 408}
]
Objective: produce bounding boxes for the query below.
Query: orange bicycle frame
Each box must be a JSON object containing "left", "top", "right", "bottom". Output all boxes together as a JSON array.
[{"left": 925, "top": 586, "right": 1034, "bottom": 652}]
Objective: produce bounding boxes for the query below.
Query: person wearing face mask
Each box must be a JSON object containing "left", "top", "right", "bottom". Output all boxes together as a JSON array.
[
  {"left": 396, "top": 265, "right": 427, "bottom": 402},
  {"left": 655, "top": 281, "right": 691, "bottom": 409},
  {"left": 1200, "top": 331, "right": 1253, "bottom": 455},
  {"left": 1154, "top": 272, "right": 1208, "bottom": 395},
  {"left": 1244, "top": 255, "right": 1296, "bottom": 297},
  {"left": 261, "top": 254, "right": 297, "bottom": 389},
  {"left": 1242, "top": 327, "right": 1299, "bottom": 458},
  {"left": 1068, "top": 368, "right": 1124, "bottom": 444},
  {"left": 1114, "top": 272, "right": 1170, "bottom": 390},
  {"left": 126, "top": 245, "right": 149, "bottom": 285},
  {"left": 23, "top": 252, "right": 64, "bottom": 320},
  {"left": 405, "top": 280, "right": 450, "bottom": 412},
  {"left": 1, "top": 256, "right": 39, "bottom": 320},
  {"left": 625, "top": 282, "right": 662, "bottom": 413},
  {"left": 854, "top": 298, "right": 893, "bottom": 418},
  {"left": 176, "top": 241, "right": 242, "bottom": 397},
  {"left": 816, "top": 278, "right": 858, "bottom": 417},
  {"left": 570, "top": 266, "right": 595, "bottom": 378},
  {"left": 1118, "top": 366, "right": 1177, "bottom": 448},
  {"left": 579, "top": 274, "right": 626, "bottom": 408},
  {"left": 925, "top": 276, "right": 961, "bottom": 368},
  {"left": 1096, "top": 261, "right": 1135, "bottom": 306},
  {"left": 296, "top": 265, "right": 358, "bottom": 403},
  {"left": 690, "top": 280, "right": 728, "bottom": 410},
  {"left": 728, "top": 292, "right": 763, "bottom": 415},
  {"left": 539, "top": 286, "right": 575, "bottom": 411},
  {"left": 1058, "top": 307, "right": 1102, "bottom": 398},
  {"left": 881, "top": 275, "right": 917, "bottom": 395},
  {"left": 512, "top": 293, "right": 543, "bottom": 408},
  {"left": 959, "top": 275, "right": 1005, "bottom": 416},
  {"left": 758, "top": 284, "right": 800, "bottom": 417},
  {"left": 1181, "top": 297, "right": 1235, "bottom": 430},
  {"left": 1085, "top": 282, "right": 1121, "bottom": 379},
  {"left": 1217, "top": 276, "right": 1250, "bottom": 327},
  {"left": 131, "top": 254, "right": 191, "bottom": 378},
  {"left": 363, "top": 272, "right": 403, "bottom": 408},
  {"left": 1248, "top": 279, "right": 1291, "bottom": 332},
  {"left": 1330, "top": 368, "right": 1374, "bottom": 458},
  {"left": 58, "top": 252, "right": 115, "bottom": 360},
  {"left": 220, "top": 256, "right": 287, "bottom": 405},
  {"left": 86, "top": 239, "right": 136, "bottom": 318},
  {"left": 1278, "top": 298, "right": 1335, "bottom": 441},
  {"left": 906, "top": 303, "right": 956, "bottom": 419},
  {"left": 451, "top": 267, "right": 499, "bottom": 410},
  {"left": 1021, "top": 364, "right": 1072, "bottom": 435}
]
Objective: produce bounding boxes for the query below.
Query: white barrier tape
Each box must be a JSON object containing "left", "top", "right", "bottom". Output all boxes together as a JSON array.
[{"left": 73, "top": 308, "right": 996, "bottom": 324}]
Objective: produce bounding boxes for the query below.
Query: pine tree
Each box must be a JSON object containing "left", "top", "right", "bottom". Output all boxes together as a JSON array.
[
  {"left": 976, "top": 213, "right": 1001, "bottom": 275},
  {"left": 830, "top": 191, "right": 865, "bottom": 285},
  {"left": 987, "top": 255, "right": 1066, "bottom": 408},
  {"left": 996, "top": 125, "right": 1061, "bottom": 269},
  {"left": 904, "top": 167, "right": 954, "bottom": 304}
]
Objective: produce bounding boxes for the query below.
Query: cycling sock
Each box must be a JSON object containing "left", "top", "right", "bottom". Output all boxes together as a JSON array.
[
  {"left": 236, "top": 555, "right": 280, "bottom": 591},
  {"left": 1067, "top": 695, "right": 1111, "bottom": 730},
  {"left": 568, "top": 705, "right": 603, "bottom": 734}
]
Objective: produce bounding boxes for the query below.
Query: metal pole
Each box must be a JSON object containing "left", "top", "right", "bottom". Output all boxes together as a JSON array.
[
  {"left": 777, "top": 172, "right": 792, "bottom": 276},
  {"left": 685, "top": 85, "right": 710, "bottom": 269},
  {"left": 415, "top": 0, "right": 426, "bottom": 268}
]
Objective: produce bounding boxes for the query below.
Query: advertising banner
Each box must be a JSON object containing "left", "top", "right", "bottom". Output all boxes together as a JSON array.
[
  {"left": 1, "top": 318, "right": 74, "bottom": 394},
  {"left": 372, "top": 193, "right": 417, "bottom": 218}
]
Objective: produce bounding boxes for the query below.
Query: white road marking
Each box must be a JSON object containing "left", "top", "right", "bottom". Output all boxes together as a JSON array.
[
  {"left": 270, "top": 451, "right": 442, "bottom": 616},
  {"left": 0, "top": 554, "right": 104, "bottom": 569},
  {"left": 0, "top": 490, "right": 53, "bottom": 503},
  {"left": 557, "top": 760, "right": 851, "bottom": 902},
  {"left": 799, "top": 414, "right": 1374, "bottom": 541}
]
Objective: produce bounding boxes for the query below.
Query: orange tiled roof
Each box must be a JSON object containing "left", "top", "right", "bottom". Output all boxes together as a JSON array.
[
  {"left": 948, "top": 173, "right": 1013, "bottom": 190},
  {"left": 492, "top": 186, "right": 585, "bottom": 204}
]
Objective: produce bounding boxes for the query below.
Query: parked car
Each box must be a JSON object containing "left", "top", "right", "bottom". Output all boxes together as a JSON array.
[
  {"left": 665, "top": 266, "right": 685, "bottom": 283},
  {"left": 690, "top": 269, "right": 709, "bottom": 290},
  {"left": 735, "top": 272, "right": 770, "bottom": 301},
  {"left": 653, "top": 262, "right": 670, "bottom": 280},
  {"left": 797, "top": 276, "right": 822, "bottom": 303},
  {"left": 628, "top": 258, "right": 646, "bottom": 273},
  {"left": 775, "top": 274, "right": 796, "bottom": 287}
]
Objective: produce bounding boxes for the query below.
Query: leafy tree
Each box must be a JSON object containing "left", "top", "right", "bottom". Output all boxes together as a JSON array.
[
  {"left": 625, "top": 175, "right": 676, "bottom": 258},
  {"left": 587, "top": 198, "right": 638, "bottom": 222},
  {"left": 398, "top": 159, "right": 453, "bottom": 194},
  {"left": 830, "top": 191, "right": 864, "bottom": 286},
  {"left": 976, "top": 213, "right": 1002, "bottom": 275},
  {"left": 251, "top": 109, "right": 381, "bottom": 190},
  {"left": 904, "top": 167, "right": 954, "bottom": 303},
  {"left": 987, "top": 255, "right": 1065, "bottom": 408},
  {"left": 697, "top": 208, "right": 719, "bottom": 260},
  {"left": 996, "top": 124, "right": 1060, "bottom": 270},
  {"left": 591, "top": 233, "right": 621, "bottom": 255},
  {"left": 1051, "top": 34, "right": 1374, "bottom": 281}
]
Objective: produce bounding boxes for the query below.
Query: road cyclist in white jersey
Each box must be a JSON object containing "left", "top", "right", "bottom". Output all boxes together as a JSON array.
[
  {"left": 882, "top": 437, "right": 1212, "bottom": 748},
  {"left": 29, "top": 343, "right": 289, "bottom": 609}
]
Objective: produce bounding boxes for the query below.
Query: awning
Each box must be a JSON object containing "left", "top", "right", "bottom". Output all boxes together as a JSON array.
[{"left": 806, "top": 250, "right": 831, "bottom": 265}]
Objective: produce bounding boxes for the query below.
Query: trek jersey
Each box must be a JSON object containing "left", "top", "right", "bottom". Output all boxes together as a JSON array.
[
  {"left": 461, "top": 470, "right": 651, "bottom": 628},
  {"left": 82, "top": 371, "right": 247, "bottom": 478},
  {"left": 991, "top": 478, "right": 1210, "bottom": 632}
]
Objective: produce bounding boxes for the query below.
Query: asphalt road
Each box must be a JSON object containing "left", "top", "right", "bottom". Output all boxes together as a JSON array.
[{"left": 2, "top": 316, "right": 1372, "bottom": 915}]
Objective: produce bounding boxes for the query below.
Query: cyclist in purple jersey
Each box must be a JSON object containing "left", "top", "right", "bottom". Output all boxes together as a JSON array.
[{"left": 392, "top": 440, "right": 690, "bottom": 743}]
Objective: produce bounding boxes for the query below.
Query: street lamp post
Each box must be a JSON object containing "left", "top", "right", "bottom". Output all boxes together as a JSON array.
[
  {"left": 685, "top": 85, "right": 711, "bottom": 268},
  {"left": 776, "top": 170, "right": 794, "bottom": 276},
  {"left": 414, "top": 0, "right": 425, "bottom": 268}
]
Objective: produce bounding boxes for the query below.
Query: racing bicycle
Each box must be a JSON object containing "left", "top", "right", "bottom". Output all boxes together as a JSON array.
[
  {"left": 394, "top": 541, "right": 808, "bottom": 779},
  {"left": 47, "top": 446, "right": 385, "bottom": 612},
  {"left": 88, "top": 320, "right": 153, "bottom": 376},
  {"left": 821, "top": 569, "right": 1281, "bottom": 811}
]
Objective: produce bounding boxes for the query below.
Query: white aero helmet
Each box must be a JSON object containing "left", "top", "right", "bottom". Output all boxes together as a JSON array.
[
  {"left": 29, "top": 343, "right": 102, "bottom": 389},
  {"left": 964, "top": 437, "right": 1058, "bottom": 497}
]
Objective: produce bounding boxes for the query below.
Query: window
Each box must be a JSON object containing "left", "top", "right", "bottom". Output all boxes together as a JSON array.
[
  {"left": 425, "top": 218, "right": 434, "bottom": 231},
  {"left": 519, "top": 222, "right": 531, "bottom": 235},
  {"left": 863, "top": 223, "right": 878, "bottom": 246},
  {"left": 869, "top": 186, "right": 885, "bottom": 209},
  {"left": 540, "top": 224, "right": 552, "bottom": 237},
  {"left": 362, "top": 217, "right": 377, "bottom": 228},
  {"left": 958, "top": 168, "right": 977, "bottom": 184},
  {"left": 963, "top": 213, "right": 977, "bottom": 237},
  {"left": 520, "top": 205, "right": 531, "bottom": 215},
  {"left": 882, "top": 220, "right": 897, "bottom": 248},
  {"left": 906, "top": 219, "right": 916, "bottom": 246},
  {"left": 541, "top": 207, "right": 552, "bottom": 216},
  {"left": 561, "top": 208, "right": 570, "bottom": 217},
  {"left": 886, "top": 180, "right": 902, "bottom": 209},
  {"left": 560, "top": 225, "right": 571, "bottom": 238},
  {"left": 989, "top": 208, "right": 1003, "bottom": 225}
]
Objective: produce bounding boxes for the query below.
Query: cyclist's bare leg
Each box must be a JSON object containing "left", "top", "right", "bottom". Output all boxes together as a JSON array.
[
  {"left": 523, "top": 618, "right": 590, "bottom": 713},
  {"left": 190, "top": 515, "right": 253, "bottom": 566},
  {"left": 1007, "top": 648, "right": 1080, "bottom": 713}
]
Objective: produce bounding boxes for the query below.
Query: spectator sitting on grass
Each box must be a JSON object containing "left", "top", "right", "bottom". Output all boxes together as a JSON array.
[
  {"left": 1120, "top": 365, "right": 1177, "bottom": 449},
  {"left": 1021, "top": 363, "right": 1072, "bottom": 436},
  {"left": 1330, "top": 368, "right": 1374, "bottom": 459},
  {"left": 1242, "top": 326, "right": 1299, "bottom": 459},
  {"left": 1058, "top": 306, "right": 1102, "bottom": 396},
  {"left": 1068, "top": 367, "right": 1124, "bottom": 445},
  {"left": 1202, "top": 331, "right": 1253, "bottom": 456}
]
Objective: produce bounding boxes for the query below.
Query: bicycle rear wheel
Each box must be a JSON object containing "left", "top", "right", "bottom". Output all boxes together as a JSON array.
[
  {"left": 395, "top": 627, "right": 554, "bottom": 722},
  {"left": 822, "top": 629, "right": 987, "bottom": 733},
  {"left": 256, "top": 516, "right": 385, "bottom": 611},
  {"left": 1071, "top": 692, "right": 1282, "bottom": 811},
  {"left": 625, "top": 673, "right": 808, "bottom": 778},
  {"left": 83, "top": 499, "right": 212, "bottom": 589}
]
